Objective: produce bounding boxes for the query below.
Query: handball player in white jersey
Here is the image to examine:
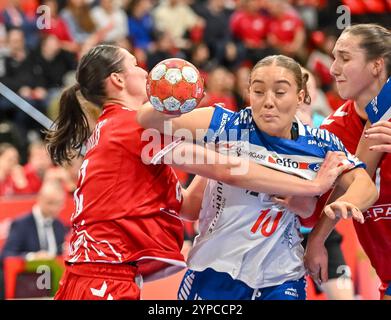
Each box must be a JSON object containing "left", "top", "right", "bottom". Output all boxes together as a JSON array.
[{"left": 138, "top": 55, "right": 378, "bottom": 300}]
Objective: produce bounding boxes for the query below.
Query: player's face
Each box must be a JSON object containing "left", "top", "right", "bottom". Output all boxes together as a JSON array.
[
  {"left": 249, "top": 65, "right": 303, "bottom": 139},
  {"left": 330, "top": 33, "right": 374, "bottom": 101},
  {"left": 120, "top": 49, "right": 149, "bottom": 103}
]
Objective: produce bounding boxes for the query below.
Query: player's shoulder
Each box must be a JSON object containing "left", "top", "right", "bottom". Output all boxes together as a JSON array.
[
  {"left": 303, "top": 123, "right": 344, "bottom": 150},
  {"left": 224, "top": 106, "right": 253, "bottom": 128},
  {"left": 320, "top": 100, "right": 355, "bottom": 128},
  {"left": 101, "top": 104, "right": 137, "bottom": 127}
]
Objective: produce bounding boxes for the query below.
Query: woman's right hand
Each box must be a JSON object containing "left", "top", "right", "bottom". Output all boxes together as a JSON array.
[
  {"left": 324, "top": 200, "right": 365, "bottom": 224},
  {"left": 314, "top": 151, "right": 353, "bottom": 195},
  {"left": 304, "top": 236, "right": 329, "bottom": 286}
]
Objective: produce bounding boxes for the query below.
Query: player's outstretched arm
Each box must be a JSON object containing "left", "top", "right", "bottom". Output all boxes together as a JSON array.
[
  {"left": 165, "top": 143, "right": 350, "bottom": 197},
  {"left": 324, "top": 167, "right": 378, "bottom": 223},
  {"left": 137, "top": 102, "right": 214, "bottom": 140},
  {"left": 304, "top": 213, "right": 338, "bottom": 286}
]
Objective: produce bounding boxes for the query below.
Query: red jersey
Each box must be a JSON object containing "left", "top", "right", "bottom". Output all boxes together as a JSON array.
[
  {"left": 268, "top": 11, "right": 303, "bottom": 44},
  {"left": 321, "top": 100, "right": 391, "bottom": 284},
  {"left": 67, "top": 104, "right": 185, "bottom": 281},
  {"left": 41, "top": 17, "right": 73, "bottom": 42},
  {"left": 230, "top": 11, "right": 269, "bottom": 48}
]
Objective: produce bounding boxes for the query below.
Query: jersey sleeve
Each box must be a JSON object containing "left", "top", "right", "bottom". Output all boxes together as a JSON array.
[
  {"left": 365, "top": 77, "right": 391, "bottom": 124},
  {"left": 204, "top": 104, "right": 235, "bottom": 143},
  {"left": 323, "top": 130, "right": 366, "bottom": 170}
]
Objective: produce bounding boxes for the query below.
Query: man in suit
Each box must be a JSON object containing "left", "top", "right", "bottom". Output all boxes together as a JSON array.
[{"left": 1, "top": 180, "right": 68, "bottom": 260}]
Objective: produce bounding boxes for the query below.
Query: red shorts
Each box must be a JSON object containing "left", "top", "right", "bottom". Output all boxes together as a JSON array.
[{"left": 54, "top": 262, "right": 140, "bottom": 300}]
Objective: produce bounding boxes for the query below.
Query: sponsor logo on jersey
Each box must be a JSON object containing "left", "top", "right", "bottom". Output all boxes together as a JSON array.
[
  {"left": 267, "top": 155, "right": 321, "bottom": 172},
  {"left": 236, "top": 147, "right": 266, "bottom": 161},
  {"left": 364, "top": 204, "right": 391, "bottom": 222},
  {"left": 209, "top": 181, "right": 225, "bottom": 233}
]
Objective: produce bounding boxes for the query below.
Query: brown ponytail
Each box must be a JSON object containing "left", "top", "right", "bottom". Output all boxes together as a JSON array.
[
  {"left": 46, "top": 84, "right": 89, "bottom": 164},
  {"left": 301, "top": 72, "right": 312, "bottom": 105},
  {"left": 45, "top": 44, "right": 125, "bottom": 165}
]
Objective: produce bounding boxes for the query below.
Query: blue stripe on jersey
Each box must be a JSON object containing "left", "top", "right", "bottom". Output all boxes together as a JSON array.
[
  {"left": 205, "top": 105, "right": 365, "bottom": 170},
  {"left": 366, "top": 77, "right": 391, "bottom": 124}
]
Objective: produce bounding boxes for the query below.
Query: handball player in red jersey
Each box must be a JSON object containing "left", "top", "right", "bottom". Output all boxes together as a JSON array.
[
  {"left": 304, "top": 24, "right": 391, "bottom": 300},
  {"left": 46, "top": 45, "right": 349, "bottom": 300}
]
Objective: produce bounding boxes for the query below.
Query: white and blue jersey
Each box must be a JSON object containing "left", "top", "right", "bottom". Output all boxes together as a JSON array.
[
  {"left": 366, "top": 77, "right": 391, "bottom": 124},
  {"left": 185, "top": 105, "right": 364, "bottom": 296}
]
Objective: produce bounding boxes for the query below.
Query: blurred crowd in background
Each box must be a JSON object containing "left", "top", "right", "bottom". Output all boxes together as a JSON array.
[{"left": 0, "top": 0, "right": 391, "bottom": 197}]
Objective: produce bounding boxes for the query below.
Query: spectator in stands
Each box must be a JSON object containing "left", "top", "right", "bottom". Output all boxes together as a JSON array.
[
  {"left": 192, "top": 0, "right": 234, "bottom": 63},
  {"left": 91, "top": 0, "right": 129, "bottom": 44},
  {"left": 296, "top": 67, "right": 332, "bottom": 126},
  {"left": 0, "top": 180, "right": 68, "bottom": 261},
  {"left": 44, "top": 155, "right": 83, "bottom": 194},
  {"left": 233, "top": 64, "right": 251, "bottom": 110},
  {"left": 60, "top": 0, "right": 97, "bottom": 45},
  {"left": 22, "top": 141, "right": 53, "bottom": 194},
  {"left": 153, "top": 0, "right": 204, "bottom": 50},
  {"left": 1, "top": 0, "right": 39, "bottom": 49},
  {"left": 146, "top": 30, "right": 182, "bottom": 71},
  {"left": 0, "top": 143, "right": 28, "bottom": 197},
  {"left": 306, "top": 27, "right": 337, "bottom": 91},
  {"left": 0, "top": 28, "right": 48, "bottom": 141},
  {"left": 34, "top": 34, "right": 77, "bottom": 110},
  {"left": 126, "top": 0, "right": 155, "bottom": 51},
  {"left": 230, "top": 0, "right": 275, "bottom": 65},
  {"left": 265, "top": 0, "right": 307, "bottom": 62},
  {"left": 198, "top": 66, "right": 237, "bottom": 111},
  {"left": 189, "top": 42, "right": 216, "bottom": 80},
  {"left": 40, "top": 0, "right": 78, "bottom": 53}
]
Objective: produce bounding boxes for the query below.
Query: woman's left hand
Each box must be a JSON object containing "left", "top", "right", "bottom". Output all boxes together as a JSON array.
[
  {"left": 271, "top": 195, "right": 317, "bottom": 218},
  {"left": 324, "top": 200, "right": 364, "bottom": 224},
  {"left": 365, "top": 121, "right": 391, "bottom": 153}
]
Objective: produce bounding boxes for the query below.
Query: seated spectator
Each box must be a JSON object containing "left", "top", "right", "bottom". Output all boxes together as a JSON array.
[
  {"left": 1, "top": 180, "right": 68, "bottom": 261},
  {"left": 22, "top": 141, "right": 53, "bottom": 194},
  {"left": 189, "top": 42, "right": 216, "bottom": 80},
  {"left": 198, "top": 66, "right": 237, "bottom": 111},
  {"left": 34, "top": 34, "right": 77, "bottom": 109},
  {"left": 91, "top": 0, "right": 129, "bottom": 44},
  {"left": 60, "top": 0, "right": 96, "bottom": 46},
  {"left": 147, "top": 31, "right": 183, "bottom": 71},
  {"left": 44, "top": 155, "right": 83, "bottom": 194},
  {"left": 233, "top": 64, "right": 251, "bottom": 110},
  {"left": 153, "top": 0, "right": 204, "bottom": 50},
  {"left": 126, "top": 0, "right": 155, "bottom": 51},
  {"left": 265, "top": 0, "right": 307, "bottom": 62},
  {"left": 1, "top": 0, "right": 39, "bottom": 49},
  {"left": 192, "top": 0, "right": 234, "bottom": 63},
  {"left": 296, "top": 68, "right": 332, "bottom": 127},
  {"left": 306, "top": 27, "right": 337, "bottom": 91},
  {"left": 0, "top": 28, "right": 48, "bottom": 140},
  {"left": 39, "top": 0, "right": 78, "bottom": 53},
  {"left": 0, "top": 143, "right": 28, "bottom": 197},
  {"left": 230, "top": 0, "right": 276, "bottom": 64}
]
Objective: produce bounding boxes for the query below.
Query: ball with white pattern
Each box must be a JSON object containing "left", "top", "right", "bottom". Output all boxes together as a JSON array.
[{"left": 146, "top": 58, "right": 204, "bottom": 115}]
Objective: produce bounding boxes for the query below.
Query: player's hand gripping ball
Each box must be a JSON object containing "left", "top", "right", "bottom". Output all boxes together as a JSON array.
[{"left": 146, "top": 58, "right": 205, "bottom": 115}]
